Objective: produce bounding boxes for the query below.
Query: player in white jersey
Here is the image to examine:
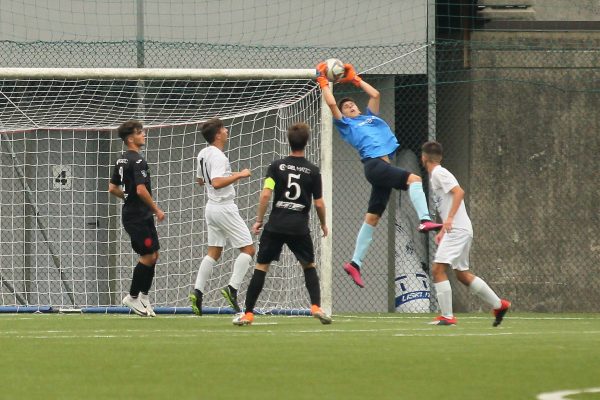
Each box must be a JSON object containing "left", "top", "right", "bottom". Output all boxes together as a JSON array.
[
  {"left": 421, "top": 141, "right": 510, "bottom": 327},
  {"left": 189, "top": 118, "right": 255, "bottom": 315}
]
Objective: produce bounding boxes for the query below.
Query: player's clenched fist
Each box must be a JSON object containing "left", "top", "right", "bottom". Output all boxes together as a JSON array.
[{"left": 238, "top": 168, "right": 251, "bottom": 178}]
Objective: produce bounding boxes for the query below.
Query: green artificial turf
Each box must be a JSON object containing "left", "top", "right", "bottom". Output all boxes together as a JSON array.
[{"left": 1, "top": 313, "right": 599, "bottom": 400}]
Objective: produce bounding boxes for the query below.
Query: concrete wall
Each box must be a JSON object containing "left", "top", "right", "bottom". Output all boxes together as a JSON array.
[
  {"left": 434, "top": 44, "right": 473, "bottom": 312},
  {"left": 457, "top": 31, "right": 600, "bottom": 312},
  {"left": 478, "top": 0, "right": 600, "bottom": 21}
]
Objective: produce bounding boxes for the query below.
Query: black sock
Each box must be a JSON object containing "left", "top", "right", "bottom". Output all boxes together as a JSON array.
[
  {"left": 304, "top": 267, "right": 321, "bottom": 306},
  {"left": 350, "top": 261, "right": 360, "bottom": 271},
  {"left": 129, "top": 262, "right": 146, "bottom": 297},
  {"left": 140, "top": 264, "right": 156, "bottom": 295},
  {"left": 244, "top": 269, "right": 266, "bottom": 313}
]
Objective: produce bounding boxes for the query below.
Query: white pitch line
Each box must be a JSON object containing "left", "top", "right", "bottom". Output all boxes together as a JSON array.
[
  {"left": 2, "top": 314, "right": 599, "bottom": 322},
  {"left": 395, "top": 332, "right": 514, "bottom": 337},
  {"left": 5, "top": 329, "right": 600, "bottom": 340},
  {"left": 537, "top": 387, "right": 600, "bottom": 400},
  {"left": 0, "top": 326, "right": 436, "bottom": 339},
  {"left": 395, "top": 330, "right": 600, "bottom": 337},
  {"left": 10, "top": 335, "right": 135, "bottom": 339},
  {"left": 342, "top": 315, "right": 600, "bottom": 321}
]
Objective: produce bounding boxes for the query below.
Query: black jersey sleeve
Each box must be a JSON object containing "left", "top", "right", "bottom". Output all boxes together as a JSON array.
[
  {"left": 265, "top": 162, "right": 276, "bottom": 180},
  {"left": 132, "top": 156, "right": 148, "bottom": 186},
  {"left": 110, "top": 163, "right": 122, "bottom": 186},
  {"left": 312, "top": 171, "right": 323, "bottom": 200}
]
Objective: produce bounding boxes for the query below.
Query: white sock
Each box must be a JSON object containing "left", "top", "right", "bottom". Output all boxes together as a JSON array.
[
  {"left": 469, "top": 276, "right": 502, "bottom": 309},
  {"left": 194, "top": 256, "right": 216, "bottom": 293},
  {"left": 229, "top": 253, "right": 253, "bottom": 290},
  {"left": 434, "top": 280, "right": 453, "bottom": 318}
]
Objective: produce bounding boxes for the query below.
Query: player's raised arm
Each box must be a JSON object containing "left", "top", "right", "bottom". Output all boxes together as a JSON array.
[
  {"left": 339, "top": 64, "right": 380, "bottom": 114},
  {"left": 315, "top": 62, "right": 343, "bottom": 120},
  {"left": 211, "top": 168, "right": 251, "bottom": 189},
  {"left": 362, "top": 80, "right": 380, "bottom": 115}
]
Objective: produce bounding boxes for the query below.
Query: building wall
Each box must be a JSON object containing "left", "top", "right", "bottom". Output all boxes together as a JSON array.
[{"left": 459, "top": 31, "right": 600, "bottom": 311}]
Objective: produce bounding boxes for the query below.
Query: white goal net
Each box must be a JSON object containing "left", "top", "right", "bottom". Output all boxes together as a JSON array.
[{"left": 0, "top": 68, "right": 331, "bottom": 314}]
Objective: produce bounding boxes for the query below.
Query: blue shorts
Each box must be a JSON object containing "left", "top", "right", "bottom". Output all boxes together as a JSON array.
[{"left": 362, "top": 157, "right": 410, "bottom": 216}]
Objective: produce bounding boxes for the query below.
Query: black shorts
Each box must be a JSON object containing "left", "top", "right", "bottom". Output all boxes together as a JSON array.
[
  {"left": 362, "top": 157, "right": 411, "bottom": 216},
  {"left": 256, "top": 229, "right": 315, "bottom": 265},
  {"left": 123, "top": 217, "right": 160, "bottom": 256}
]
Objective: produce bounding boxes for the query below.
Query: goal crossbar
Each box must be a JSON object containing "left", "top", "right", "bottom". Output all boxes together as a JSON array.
[{"left": 0, "top": 67, "right": 316, "bottom": 80}]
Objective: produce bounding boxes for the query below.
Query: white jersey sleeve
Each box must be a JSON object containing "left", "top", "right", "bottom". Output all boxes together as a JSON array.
[
  {"left": 430, "top": 165, "right": 473, "bottom": 234},
  {"left": 433, "top": 166, "right": 459, "bottom": 194}
]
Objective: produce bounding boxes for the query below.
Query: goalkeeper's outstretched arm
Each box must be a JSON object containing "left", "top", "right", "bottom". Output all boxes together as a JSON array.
[
  {"left": 360, "top": 80, "right": 380, "bottom": 115},
  {"left": 315, "top": 62, "right": 380, "bottom": 116},
  {"left": 315, "top": 62, "right": 342, "bottom": 120},
  {"left": 339, "top": 64, "right": 380, "bottom": 114}
]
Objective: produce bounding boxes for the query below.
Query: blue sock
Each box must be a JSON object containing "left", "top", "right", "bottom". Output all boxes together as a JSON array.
[
  {"left": 408, "top": 182, "right": 432, "bottom": 221},
  {"left": 351, "top": 223, "right": 375, "bottom": 267}
]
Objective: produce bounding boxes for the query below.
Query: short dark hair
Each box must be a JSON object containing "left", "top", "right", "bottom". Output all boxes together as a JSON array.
[
  {"left": 338, "top": 97, "right": 356, "bottom": 110},
  {"left": 117, "top": 120, "right": 143, "bottom": 142},
  {"left": 421, "top": 140, "right": 443, "bottom": 161},
  {"left": 201, "top": 118, "right": 224, "bottom": 144},
  {"left": 287, "top": 123, "right": 310, "bottom": 151}
]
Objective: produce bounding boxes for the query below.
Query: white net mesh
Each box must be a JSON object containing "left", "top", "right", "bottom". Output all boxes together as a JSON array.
[{"left": 0, "top": 70, "right": 324, "bottom": 312}]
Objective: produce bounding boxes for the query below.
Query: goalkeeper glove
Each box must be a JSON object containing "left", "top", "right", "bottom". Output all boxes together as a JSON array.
[
  {"left": 315, "top": 62, "right": 330, "bottom": 89},
  {"left": 339, "top": 64, "right": 362, "bottom": 87}
]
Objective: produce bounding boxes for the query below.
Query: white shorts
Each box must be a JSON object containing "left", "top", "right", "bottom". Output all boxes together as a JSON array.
[
  {"left": 205, "top": 203, "right": 253, "bottom": 249},
  {"left": 434, "top": 229, "right": 473, "bottom": 271}
]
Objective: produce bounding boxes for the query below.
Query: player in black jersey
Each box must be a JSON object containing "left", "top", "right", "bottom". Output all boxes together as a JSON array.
[
  {"left": 233, "top": 123, "right": 332, "bottom": 325},
  {"left": 108, "top": 120, "right": 165, "bottom": 317}
]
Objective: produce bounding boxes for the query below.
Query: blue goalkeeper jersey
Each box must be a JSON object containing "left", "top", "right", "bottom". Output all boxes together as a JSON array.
[{"left": 333, "top": 108, "right": 399, "bottom": 160}]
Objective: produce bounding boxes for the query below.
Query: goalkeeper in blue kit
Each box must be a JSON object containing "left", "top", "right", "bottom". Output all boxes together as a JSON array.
[{"left": 316, "top": 62, "right": 442, "bottom": 288}]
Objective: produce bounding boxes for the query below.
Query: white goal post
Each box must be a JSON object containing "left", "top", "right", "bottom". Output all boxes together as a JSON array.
[{"left": 0, "top": 67, "right": 332, "bottom": 315}]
